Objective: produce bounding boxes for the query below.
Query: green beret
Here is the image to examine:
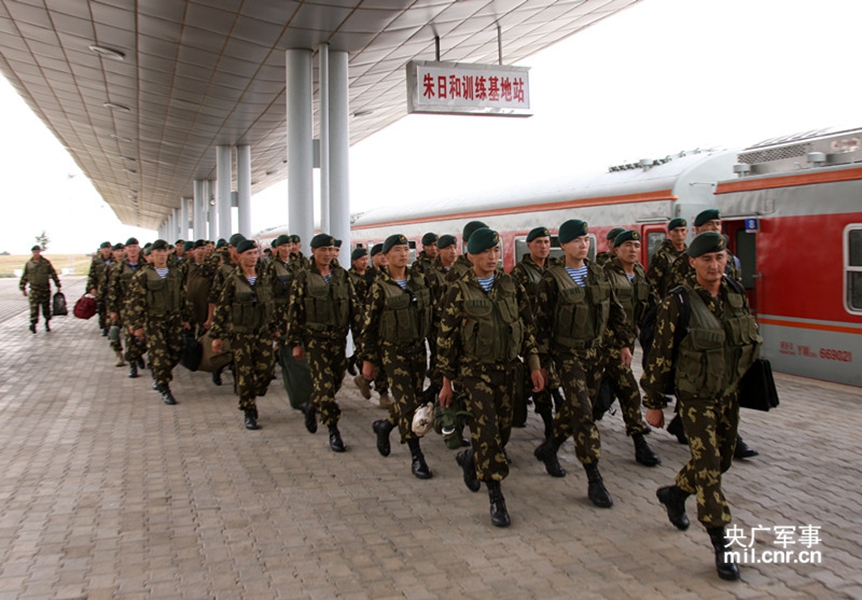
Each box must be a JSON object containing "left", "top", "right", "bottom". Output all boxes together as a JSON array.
[
  {"left": 351, "top": 247, "right": 368, "bottom": 261},
  {"left": 558, "top": 219, "right": 589, "bottom": 244},
  {"left": 112, "top": 243, "right": 124, "bottom": 251},
  {"left": 467, "top": 227, "right": 499, "bottom": 254},
  {"left": 688, "top": 231, "right": 726, "bottom": 257},
  {"left": 462, "top": 220, "right": 488, "bottom": 243},
  {"left": 99, "top": 241, "right": 111, "bottom": 249},
  {"left": 125, "top": 237, "right": 139, "bottom": 246},
  {"left": 668, "top": 217, "right": 687, "bottom": 231},
  {"left": 175, "top": 239, "right": 185, "bottom": 246},
  {"left": 421, "top": 232, "right": 438, "bottom": 246},
  {"left": 168, "top": 244, "right": 175, "bottom": 251},
  {"left": 143, "top": 242, "right": 152, "bottom": 249},
  {"left": 150, "top": 239, "right": 168, "bottom": 251},
  {"left": 273, "top": 234, "right": 291, "bottom": 247},
  {"left": 334, "top": 239, "right": 342, "bottom": 248},
  {"left": 383, "top": 233, "right": 409, "bottom": 254},
  {"left": 613, "top": 230, "right": 641, "bottom": 248},
  {"left": 143, "top": 246, "right": 151, "bottom": 256},
  {"left": 694, "top": 209, "right": 721, "bottom": 227},
  {"left": 526, "top": 227, "right": 550, "bottom": 243},
  {"left": 437, "top": 234, "right": 456, "bottom": 250},
  {"left": 193, "top": 239, "right": 206, "bottom": 249},
  {"left": 216, "top": 238, "right": 227, "bottom": 249},
  {"left": 228, "top": 233, "right": 246, "bottom": 247},
  {"left": 31, "top": 245, "right": 41, "bottom": 251},
  {"left": 290, "top": 234, "right": 300, "bottom": 244},
  {"left": 370, "top": 243, "right": 383, "bottom": 257},
  {"left": 183, "top": 241, "right": 194, "bottom": 252},
  {"left": 236, "top": 239, "right": 256, "bottom": 254},
  {"left": 606, "top": 227, "right": 625, "bottom": 241},
  {"left": 310, "top": 233, "right": 335, "bottom": 249}
]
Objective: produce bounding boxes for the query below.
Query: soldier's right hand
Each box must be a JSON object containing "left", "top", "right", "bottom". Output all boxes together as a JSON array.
[
  {"left": 292, "top": 345, "right": 305, "bottom": 361},
  {"left": 362, "top": 360, "right": 376, "bottom": 381},
  {"left": 89, "top": 288, "right": 97, "bottom": 296},
  {"left": 439, "top": 377, "right": 454, "bottom": 408},
  {"left": 646, "top": 408, "right": 665, "bottom": 428},
  {"left": 212, "top": 338, "right": 223, "bottom": 355},
  {"left": 22, "top": 290, "right": 27, "bottom": 297}
]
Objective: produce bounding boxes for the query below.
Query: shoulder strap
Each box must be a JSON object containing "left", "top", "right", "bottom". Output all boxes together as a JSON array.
[{"left": 667, "top": 285, "right": 690, "bottom": 352}]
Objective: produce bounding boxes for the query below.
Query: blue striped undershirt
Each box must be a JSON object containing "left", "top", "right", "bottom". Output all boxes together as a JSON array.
[
  {"left": 625, "top": 272, "right": 635, "bottom": 284},
  {"left": 322, "top": 273, "right": 332, "bottom": 284},
  {"left": 246, "top": 276, "right": 257, "bottom": 286},
  {"left": 155, "top": 267, "right": 169, "bottom": 279},
  {"left": 565, "top": 265, "right": 588, "bottom": 287},
  {"left": 395, "top": 278, "right": 408, "bottom": 290},
  {"left": 477, "top": 274, "right": 495, "bottom": 292}
]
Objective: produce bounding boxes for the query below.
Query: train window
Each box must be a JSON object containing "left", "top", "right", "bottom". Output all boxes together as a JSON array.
[
  {"left": 646, "top": 231, "right": 666, "bottom": 269},
  {"left": 845, "top": 226, "right": 862, "bottom": 313},
  {"left": 514, "top": 236, "right": 565, "bottom": 264}
]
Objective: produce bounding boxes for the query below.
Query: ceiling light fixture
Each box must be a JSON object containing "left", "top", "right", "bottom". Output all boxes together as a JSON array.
[
  {"left": 120, "top": 156, "right": 136, "bottom": 161},
  {"left": 123, "top": 167, "right": 137, "bottom": 174},
  {"left": 111, "top": 134, "right": 133, "bottom": 142},
  {"left": 89, "top": 44, "right": 125, "bottom": 61},
  {"left": 104, "top": 102, "right": 131, "bottom": 111}
]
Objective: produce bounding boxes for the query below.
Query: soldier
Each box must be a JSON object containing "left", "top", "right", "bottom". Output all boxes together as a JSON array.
[
  {"left": 125, "top": 239, "right": 191, "bottom": 405},
  {"left": 287, "top": 233, "right": 363, "bottom": 452},
  {"left": 532, "top": 219, "right": 633, "bottom": 508},
  {"left": 437, "top": 227, "right": 544, "bottom": 527},
  {"left": 105, "top": 243, "right": 127, "bottom": 365},
  {"left": 599, "top": 230, "right": 661, "bottom": 466},
  {"left": 364, "top": 234, "right": 437, "bottom": 479},
  {"left": 19, "top": 245, "right": 61, "bottom": 333},
  {"left": 444, "top": 221, "right": 487, "bottom": 284},
  {"left": 211, "top": 239, "right": 277, "bottom": 430},
  {"left": 208, "top": 233, "right": 246, "bottom": 386},
  {"left": 346, "top": 247, "right": 371, "bottom": 376},
  {"left": 358, "top": 243, "right": 392, "bottom": 408},
  {"left": 642, "top": 231, "right": 762, "bottom": 581},
  {"left": 288, "top": 234, "right": 305, "bottom": 265},
  {"left": 184, "top": 240, "right": 215, "bottom": 334},
  {"left": 594, "top": 227, "right": 625, "bottom": 267},
  {"left": 647, "top": 217, "right": 688, "bottom": 299},
  {"left": 414, "top": 232, "right": 438, "bottom": 272},
  {"left": 86, "top": 241, "right": 114, "bottom": 335},
  {"left": 433, "top": 234, "right": 458, "bottom": 277}
]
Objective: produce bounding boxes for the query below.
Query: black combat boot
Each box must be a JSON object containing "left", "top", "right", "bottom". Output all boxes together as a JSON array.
[
  {"left": 536, "top": 404, "right": 554, "bottom": 441},
  {"left": 346, "top": 354, "right": 357, "bottom": 376},
  {"left": 151, "top": 371, "right": 158, "bottom": 390},
  {"left": 455, "top": 448, "right": 481, "bottom": 492},
  {"left": 212, "top": 366, "right": 223, "bottom": 386},
  {"left": 300, "top": 401, "right": 317, "bottom": 434},
  {"left": 707, "top": 527, "right": 740, "bottom": 581},
  {"left": 29, "top": 322, "right": 37, "bottom": 334},
  {"left": 533, "top": 436, "right": 566, "bottom": 477},
  {"left": 158, "top": 384, "right": 177, "bottom": 405},
  {"left": 244, "top": 408, "right": 260, "bottom": 430},
  {"left": 551, "top": 388, "right": 565, "bottom": 413},
  {"left": 128, "top": 362, "right": 138, "bottom": 378},
  {"left": 733, "top": 435, "right": 759, "bottom": 460},
  {"left": 328, "top": 424, "right": 345, "bottom": 452},
  {"left": 667, "top": 414, "right": 688, "bottom": 444},
  {"left": 407, "top": 438, "right": 432, "bottom": 479},
  {"left": 44, "top": 319, "right": 50, "bottom": 332},
  {"left": 137, "top": 356, "right": 146, "bottom": 370},
  {"left": 101, "top": 327, "right": 108, "bottom": 336},
  {"left": 486, "top": 480, "right": 511, "bottom": 528},
  {"left": 633, "top": 433, "right": 661, "bottom": 467},
  {"left": 584, "top": 462, "right": 613, "bottom": 508},
  {"left": 372, "top": 419, "right": 394, "bottom": 457},
  {"left": 656, "top": 485, "right": 690, "bottom": 530}
]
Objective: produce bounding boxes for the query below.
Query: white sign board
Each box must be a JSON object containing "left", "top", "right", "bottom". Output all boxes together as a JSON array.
[{"left": 407, "top": 60, "right": 531, "bottom": 117}]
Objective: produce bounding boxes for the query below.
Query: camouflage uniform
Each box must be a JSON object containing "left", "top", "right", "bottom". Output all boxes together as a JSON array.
[
  {"left": 444, "top": 254, "right": 474, "bottom": 284},
  {"left": 125, "top": 264, "right": 188, "bottom": 387},
  {"left": 106, "top": 260, "right": 147, "bottom": 364},
  {"left": 666, "top": 248, "right": 742, "bottom": 291},
  {"left": 286, "top": 261, "right": 362, "bottom": 427},
  {"left": 641, "top": 274, "right": 761, "bottom": 527},
  {"left": 646, "top": 239, "right": 687, "bottom": 299},
  {"left": 210, "top": 267, "right": 276, "bottom": 414},
  {"left": 594, "top": 251, "right": 613, "bottom": 267},
  {"left": 184, "top": 260, "right": 215, "bottom": 334},
  {"left": 19, "top": 257, "right": 60, "bottom": 326},
  {"left": 350, "top": 265, "right": 389, "bottom": 398},
  {"left": 86, "top": 253, "right": 113, "bottom": 331},
  {"left": 437, "top": 267, "right": 541, "bottom": 482}
]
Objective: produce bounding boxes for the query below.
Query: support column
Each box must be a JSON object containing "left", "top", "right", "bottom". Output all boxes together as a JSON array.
[
  {"left": 318, "top": 43, "right": 330, "bottom": 234},
  {"left": 329, "top": 49, "right": 351, "bottom": 248},
  {"left": 193, "top": 180, "right": 206, "bottom": 240},
  {"left": 206, "top": 180, "right": 217, "bottom": 240},
  {"left": 286, "top": 48, "right": 314, "bottom": 245},
  {"left": 216, "top": 145, "right": 233, "bottom": 239},
  {"left": 172, "top": 208, "right": 180, "bottom": 241},
  {"left": 236, "top": 145, "right": 252, "bottom": 238},
  {"left": 180, "top": 197, "right": 190, "bottom": 241}
]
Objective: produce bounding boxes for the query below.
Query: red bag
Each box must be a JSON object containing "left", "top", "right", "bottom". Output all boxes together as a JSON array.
[{"left": 74, "top": 294, "right": 98, "bottom": 319}]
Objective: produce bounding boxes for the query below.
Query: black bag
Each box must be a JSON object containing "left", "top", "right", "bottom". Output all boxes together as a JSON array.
[
  {"left": 52, "top": 291, "right": 68, "bottom": 316},
  {"left": 278, "top": 343, "right": 313, "bottom": 410},
  {"left": 180, "top": 332, "right": 203, "bottom": 372},
  {"left": 512, "top": 360, "right": 528, "bottom": 428},
  {"left": 592, "top": 374, "right": 617, "bottom": 421},
  {"left": 738, "top": 358, "right": 779, "bottom": 411}
]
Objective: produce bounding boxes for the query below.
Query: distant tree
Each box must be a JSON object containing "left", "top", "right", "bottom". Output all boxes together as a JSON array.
[{"left": 35, "top": 231, "right": 49, "bottom": 251}]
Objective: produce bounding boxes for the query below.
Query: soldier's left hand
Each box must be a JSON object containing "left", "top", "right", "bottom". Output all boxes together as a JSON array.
[
  {"left": 182, "top": 322, "right": 190, "bottom": 330},
  {"left": 620, "top": 347, "right": 633, "bottom": 366},
  {"left": 133, "top": 328, "right": 144, "bottom": 339},
  {"left": 646, "top": 408, "right": 664, "bottom": 428},
  {"left": 530, "top": 369, "right": 545, "bottom": 393}
]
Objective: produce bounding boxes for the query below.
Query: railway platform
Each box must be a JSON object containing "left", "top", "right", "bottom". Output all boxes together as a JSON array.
[{"left": 0, "top": 276, "right": 859, "bottom": 599}]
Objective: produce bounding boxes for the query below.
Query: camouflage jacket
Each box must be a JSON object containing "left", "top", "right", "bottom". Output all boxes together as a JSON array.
[
  {"left": 286, "top": 261, "right": 362, "bottom": 347},
  {"left": 646, "top": 239, "right": 687, "bottom": 299},
  {"left": 210, "top": 266, "right": 277, "bottom": 340},
  {"left": 509, "top": 254, "right": 548, "bottom": 299},
  {"left": 603, "top": 257, "right": 658, "bottom": 339},
  {"left": 106, "top": 260, "right": 143, "bottom": 315},
  {"left": 20, "top": 258, "right": 59, "bottom": 291},
  {"left": 125, "top": 264, "right": 189, "bottom": 332},
  {"left": 86, "top": 255, "right": 113, "bottom": 297},
  {"left": 444, "top": 254, "right": 473, "bottom": 284},
  {"left": 262, "top": 257, "right": 297, "bottom": 335}
]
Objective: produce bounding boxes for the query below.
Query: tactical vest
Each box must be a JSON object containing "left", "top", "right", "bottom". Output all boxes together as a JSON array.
[
  {"left": 378, "top": 274, "right": 432, "bottom": 345},
  {"left": 547, "top": 262, "right": 611, "bottom": 350},
  {"left": 145, "top": 267, "right": 183, "bottom": 316},
  {"left": 118, "top": 262, "right": 139, "bottom": 296},
  {"left": 515, "top": 258, "right": 543, "bottom": 297},
  {"left": 229, "top": 272, "right": 273, "bottom": 334},
  {"left": 303, "top": 268, "right": 350, "bottom": 331},
  {"left": 457, "top": 274, "right": 523, "bottom": 364},
  {"left": 606, "top": 264, "right": 650, "bottom": 327},
  {"left": 674, "top": 282, "right": 762, "bottom": 398},
  {"left": 27, "top": 260, "right": 51, "bottom": 286},
  {"left": 271, "top": 260, "right": 294, "bottom": 304}
]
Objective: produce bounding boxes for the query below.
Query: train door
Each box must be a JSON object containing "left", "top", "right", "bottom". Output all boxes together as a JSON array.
[
  {"left": 642, "top": 225, "right": 667, "bottom": 270},
  {"left": 723, "top": 220, "right": 758, "bottom": 314}
]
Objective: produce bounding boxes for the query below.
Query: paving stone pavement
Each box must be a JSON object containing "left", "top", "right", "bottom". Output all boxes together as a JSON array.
[{"left": 0, "top": 276, "right": 860, "bottom": 600}]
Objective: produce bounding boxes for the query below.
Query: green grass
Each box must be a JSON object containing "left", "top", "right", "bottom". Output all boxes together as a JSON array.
[{"left": 0, "top": 254, "right": 93, "bottom": 277}]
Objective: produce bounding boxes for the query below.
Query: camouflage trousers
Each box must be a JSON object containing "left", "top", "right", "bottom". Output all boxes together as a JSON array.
[
  {"left": 230, "top": 332, "right": 275, "bottom": 411},
  {"left": 109, "top": 320, "right": 124, "bottom": 353},
  {"left": 596, "top": 345, "right": 649, "bottom": 436},
  {"left": 120, "top": 310, "right": 146, "bottom": 363},
  {"left": 381, "top": 344, "right": 427, "bottom": 444},
  {"left": 145, "top": 314, "right": 182, "bottom": 386},
  {"left": 460, "top": 362, "right": 516, "bottom": 482},
  {"left": 676, "top": 391, "right": 739, "bottom": 528},
  {"left": 28, "top": 286, "right": 51, "bottom": 323},
  {"left": 551, "top": 348, "right": 603, "bottom": 465},
  {"left": 374, "top": 362, "right": 389, "bottom": 395},
  {"left": 531, "top": 361, "right": 560, "bottom": 414},
  {"left": 96, "top": 301, "right": 108, "bottom": 331},
  {"left": 305, "top": 335, "right": 347, "bottom": 427}
]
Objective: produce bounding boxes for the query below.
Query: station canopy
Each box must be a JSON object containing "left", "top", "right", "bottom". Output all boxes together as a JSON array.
[{"left": 0, "top": 0, "right": 640, "bottom": 229}]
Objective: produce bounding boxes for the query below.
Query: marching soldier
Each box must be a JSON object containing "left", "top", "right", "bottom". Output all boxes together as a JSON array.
[
  {"left": 364, "top": 234, "right": 438, "bottom": 479},
  {"left": 184, "top": 240, "right": 215, "bottom": 334},
  {"left": 287, "top": 233, "right": 363, "bottom": 452},
  {"left": 207, "top": 233, "right": 245, "bottom": 386},
  {"left": 347, "top": 247, "right": 372, "bottom": 376},
  {"left": 532, "top": 219, "right": 633, "bottom": 509},
  {"left": 105, "top": 243, "right": 127, "bottom": 365},
  {"left": 414, "top": 232, "right": 439, "bottom": 272},
  {"left": 125, "top": 239, "right": 191, "bottom": 405},
  {"left": 211, "top": 239, "right": 277, "bottom": 430},
  {"left": 642, "top": 231, "right": 762, "bottom": 581},
  {"left": 20, "top": 245, "right": 61, "bottom": 333},
  {"left": 86, "top": 241, "right": 114, "bottom": 335},
  {"left": 437, "top": 227, "right": 544, "bottom": 527},
  {"left": 433, "top": 234, "right": 458, "bottom": 278},
  {"left": 444, "top": 221, "right": 487, "bottom": 284},
  {"left": 647, "top": 217, "right": 688, "bottom": 299},
  {"left": 594, "top": 227, "right": 625, "bottom": 267},
  {"left": 599, "top": 230, "right": 661, "bottom": 466},
  {"left": 358, "top": 243, "right": 392, "bottom": 409}
]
